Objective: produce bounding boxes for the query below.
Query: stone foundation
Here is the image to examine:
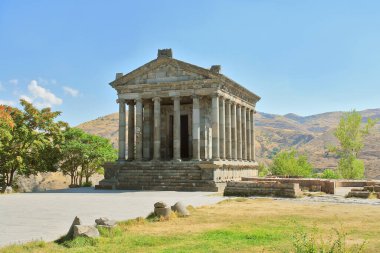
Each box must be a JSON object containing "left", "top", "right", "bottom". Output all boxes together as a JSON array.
[
  {"left": 224, "top": 181, "right": 302, "bottom": 198},
  {"left": 242, "top": 177, "right": 336, "bottom": 194},
  {"left": 96, "top": 161, "right": 258, "bottom": 192}
]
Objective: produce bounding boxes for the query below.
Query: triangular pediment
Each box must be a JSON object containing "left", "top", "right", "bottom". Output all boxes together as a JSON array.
[{"left": 111, "top": 57, "right": 219, "bottom": 87}]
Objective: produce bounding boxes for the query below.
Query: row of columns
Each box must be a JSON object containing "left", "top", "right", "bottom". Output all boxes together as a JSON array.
[{"left": 117, "top": 94, "right": 256, "bottom": 162}]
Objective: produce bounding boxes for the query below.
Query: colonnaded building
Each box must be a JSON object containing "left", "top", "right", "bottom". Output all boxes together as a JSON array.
[{"left": 97, "top": 49, "right": 261, "bottom": 191}]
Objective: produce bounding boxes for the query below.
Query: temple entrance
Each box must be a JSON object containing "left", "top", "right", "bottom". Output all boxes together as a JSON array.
[
  {"left": 180, "top": 115, "right": 189, "bottom": 159},
  {"left": 169, "top": 114, "right": 189, "bottom": 160}
]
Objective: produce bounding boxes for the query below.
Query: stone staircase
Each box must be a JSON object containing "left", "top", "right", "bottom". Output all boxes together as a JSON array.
[{"left": 114, "top": 162, "right": 219, "bottom": 191}]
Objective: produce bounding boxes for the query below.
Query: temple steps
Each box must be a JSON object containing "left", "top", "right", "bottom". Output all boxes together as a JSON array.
[{"left": 115, "top": 165, "right": 218, "bottom": 191}]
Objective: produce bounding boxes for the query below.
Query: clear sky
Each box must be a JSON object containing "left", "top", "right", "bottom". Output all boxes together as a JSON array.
[{"left": 1, "top": 0, "right": 379, "bottom": 126}]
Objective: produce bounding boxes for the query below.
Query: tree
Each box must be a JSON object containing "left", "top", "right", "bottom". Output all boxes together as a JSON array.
[
  {"left": 0, "top": 100, "right": 67, "bottom": 191},
  {"left": 330, "top": 110, "right": 377, "bottom": 179},
  {"left": 59, "top": 128, "right": 116, "bottom": 186},
  {"left": 80, "top": 134, "right": 116, "bottom": 185},
  {"left": 270, "top": 149, "right": 313, "bottom": 177}
]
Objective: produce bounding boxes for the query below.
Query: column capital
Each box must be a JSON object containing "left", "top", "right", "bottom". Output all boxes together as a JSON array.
[
  {"left": 116, "top": 98, "right": 125, "bottom": 104},
  {"left": 211, "top": 91, "right": 221, "bottom": 98},
  {"left": 171, "top": 95, "right": 180, "bottom": 101},
  {"left": 225, "top": 99, "right": 233, "bottom": 105},
  {"left": 152, "top": 97, "right": 161, "bottom": 103},
  {"left": 126, "top": 100, "right": 135, "bottom": 106},
  {"left": 192, "top": 94, "right": 200, "bottom": 99},
  {"left": 135, "top": 97, "right": 142, "bottom": 103}
]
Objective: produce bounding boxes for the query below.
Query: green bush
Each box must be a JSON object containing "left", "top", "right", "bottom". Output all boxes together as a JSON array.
[
  {"left": 81, "top": 181, "right": 93, "bottom": 187},
  {"left": 270, "top": 150, "right": 312, "bottom": 177},
  {"left": 321, "top": 169, "right": 340, "bottom": 179},
  {"left": 258, "top": 162, "right": 270, "bottom": 177},
  {"left": 338, "top": 156, "right": 365, "bottom": 179}
]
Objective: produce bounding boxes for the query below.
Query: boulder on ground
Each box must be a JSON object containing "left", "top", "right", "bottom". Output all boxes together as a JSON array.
[
  {"left": 154, "top": 207, "right": 171, "bottom": 218},
  {"left": 171, "top": 201, "right": 190, "bottom": 217},
  {"left": 95, "top": 217, "right": 116, "bottom": 227},
  {"left": 66, "top": 216, "right": 81, "bottom": 240},
  {"left": 73, "top": 225, "right": 99, "bottom": 238},
  {"left": 154, "top": 201, "right": 167, "bottom": 208}
]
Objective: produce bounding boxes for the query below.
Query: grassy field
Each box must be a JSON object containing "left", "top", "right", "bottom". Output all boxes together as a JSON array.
[{"left": 1, "top": 198, "right": 379, "bottom": 253}]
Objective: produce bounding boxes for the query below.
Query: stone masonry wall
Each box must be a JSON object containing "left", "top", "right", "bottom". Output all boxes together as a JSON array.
[{"left": 224, "top": 181, "right": 302, "bottom": 198}]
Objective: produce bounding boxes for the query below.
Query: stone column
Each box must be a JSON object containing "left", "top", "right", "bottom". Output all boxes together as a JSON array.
[
  {"left": 231, "top": 102, "right": 237, "bottom": 160},
  {"left": 251, "top": 109, "right": 256, "bottom": 161},
  {"left": 152, "top": 97, "right": 161, "bottom": 160},
  {"left": 172, "top": 96, "right": 181, "bottom": 161},
  {"left": 135, "top": 98, "right": 143, "bottom": 161},
  {"left": 143, "top": 100, "right": 153, "bottom": 160},
  {"left": 211, "top": 93, "right": 220, "bottom": 160},
  {"left": 237, "top": 104, "right": 242, "bottom": 161},
  {"left": 127, "top": 101, "right": 135, "bottom": 161},
  {"left": 242, "top": 106, "right": 247, "bottom": 161},
  {"left": 117, "top": 99, "right": 126, "bottom": 161},
  {"left": 225, "top": 100, "right": 232, "bottom": 160},
  {"left": 219, "top": 96, "right": 225, "bottom": 160},
  {"left": 247, "top": 108, "right": 252, "bottom": 161},
  {"left": 192, "top": 95, "right": 201, "bottom": 160}
]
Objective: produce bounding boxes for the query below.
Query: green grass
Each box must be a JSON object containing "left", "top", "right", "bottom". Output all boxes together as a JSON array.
[{"left": 1, "top": 198, "right": 378, "bottom": 253}]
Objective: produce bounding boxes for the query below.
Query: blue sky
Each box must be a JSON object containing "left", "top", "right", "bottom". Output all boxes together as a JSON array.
[{"left": 1, "top": 0, "right": 379, "bottom": 126}]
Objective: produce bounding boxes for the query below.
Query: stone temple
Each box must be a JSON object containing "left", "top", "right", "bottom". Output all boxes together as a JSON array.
[{"left": 97, "top": 49, "right": 261, "bottom": 191}]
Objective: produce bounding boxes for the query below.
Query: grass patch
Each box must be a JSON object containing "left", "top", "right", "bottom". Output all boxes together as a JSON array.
[{"left": 1, "top": 199, "right": 379, "bottom": 252}]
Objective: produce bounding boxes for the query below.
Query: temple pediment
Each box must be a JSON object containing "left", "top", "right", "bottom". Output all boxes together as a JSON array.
[
  {"left": 124, "top": 61, "right": 209, "bottom": 85},
  {"left": 111, "top": 55, "right": 219, "bottom": 88}
]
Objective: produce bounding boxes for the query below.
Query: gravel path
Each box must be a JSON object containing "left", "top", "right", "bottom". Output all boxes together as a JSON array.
[{"left": 0, "top": 188, "right": 224, "bottom": 247}]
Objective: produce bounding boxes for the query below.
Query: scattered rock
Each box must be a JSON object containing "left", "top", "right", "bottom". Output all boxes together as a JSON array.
[
  {"left": 154, "top": 201, "right": 167, "bottom": 208},
  {"left": 66, "top": 216, "right": 81, "bottom": 240},
  {"left": 154, "top": 207, "right": 171, "bottom": 218},
  {"left": 95, "top": 217, "right": 116, "bottom": 227},
  {"left": 171, "top": 201, "right": 190, "bottom": 217},
  {"left": 73, "top": 225, "right": 100, "bottom": 238}
]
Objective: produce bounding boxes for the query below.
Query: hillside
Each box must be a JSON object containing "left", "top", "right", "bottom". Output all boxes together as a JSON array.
[{"left": 77, "top": 109, "right": 380, "bottom": 179}]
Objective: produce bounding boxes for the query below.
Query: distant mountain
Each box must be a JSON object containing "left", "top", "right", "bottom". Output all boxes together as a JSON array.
[{"left": 77, "top": 109, "right": 380, "bottom": 179}]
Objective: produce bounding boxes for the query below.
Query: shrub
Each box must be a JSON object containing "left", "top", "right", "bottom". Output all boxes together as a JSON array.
[
  {"left": 321, "top": 169, "right": 340, "bottom": 179},
  {"left": 270, "top": 150, "right": 312, "bottom": 177},
  {"left": 81, "top": 181, "right": 93, "bottom": 187},
  {"left": 258, "top": 162, "right": 270, "bottom": 177},
  {"left": 292, "top": 226, "right": 366, "bottom": 253},
  {"left": 338, "top": 156, "right": 365, "bottom": 179}
]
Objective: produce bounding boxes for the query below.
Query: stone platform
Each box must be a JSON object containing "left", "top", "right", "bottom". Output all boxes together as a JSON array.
[{"left": 96, "top": 161, "right": 258, "bottom": 192}]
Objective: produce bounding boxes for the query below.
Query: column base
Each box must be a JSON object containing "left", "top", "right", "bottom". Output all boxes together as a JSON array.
[{"left": 172, "top": 158, "right": 182, "bottom": 162}]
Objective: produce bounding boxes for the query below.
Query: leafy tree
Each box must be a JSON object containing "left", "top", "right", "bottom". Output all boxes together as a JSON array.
[
  {"left": 60, "top": 128, "right": 116, "bottom": 186},
  {"left": 80, "top": 134, "right": 116, "bottom": 184},
  {"left": 0, "top": 100, "right": 67, "bottom": 191},
  {"left": 330, "top": 110, "right": 377, "bottom": 179},
  {"left": 270, "top": 149, "right": 313, "bottom": 177}
]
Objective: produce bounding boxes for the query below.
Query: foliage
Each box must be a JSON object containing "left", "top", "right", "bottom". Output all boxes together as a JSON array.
[
  {"left": 292, "top": 225, "right": 366, "bottom": 253},
  {"left": 0, "top": 100, "right": 67, "bottom": 190},
  {"left": 270, "top": 149, "right": 313, "bottom": 177},
  {"left": 267, "top": 147, "right": 280, "bottom": 159},
  {"left": 59, "top": 127, "right": 116, "bottom": 185},
  {"left": 329, "top": 110, "right": 377, "bottom": 179},
  {"left": 257, "top": 162, "right": 270, "bottom": 177},
  {"left": 320, "top": 169, "right": 341, "bottom": 179}
]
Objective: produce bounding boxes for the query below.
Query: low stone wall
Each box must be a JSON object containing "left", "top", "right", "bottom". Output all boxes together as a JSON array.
[
  {"left": 224, "top": 181, "right": 302, "bottom": 198},
  {"left": 242, "top": 177, "right": 335, "bottom": 194},
  {"left": 335, "top": 180, "right": 380, "bottom": 187}
]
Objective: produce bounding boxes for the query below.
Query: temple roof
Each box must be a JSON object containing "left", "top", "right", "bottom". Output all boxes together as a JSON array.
[{"left": 111, "top": 49, "right": 261, "bottom": 103}]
